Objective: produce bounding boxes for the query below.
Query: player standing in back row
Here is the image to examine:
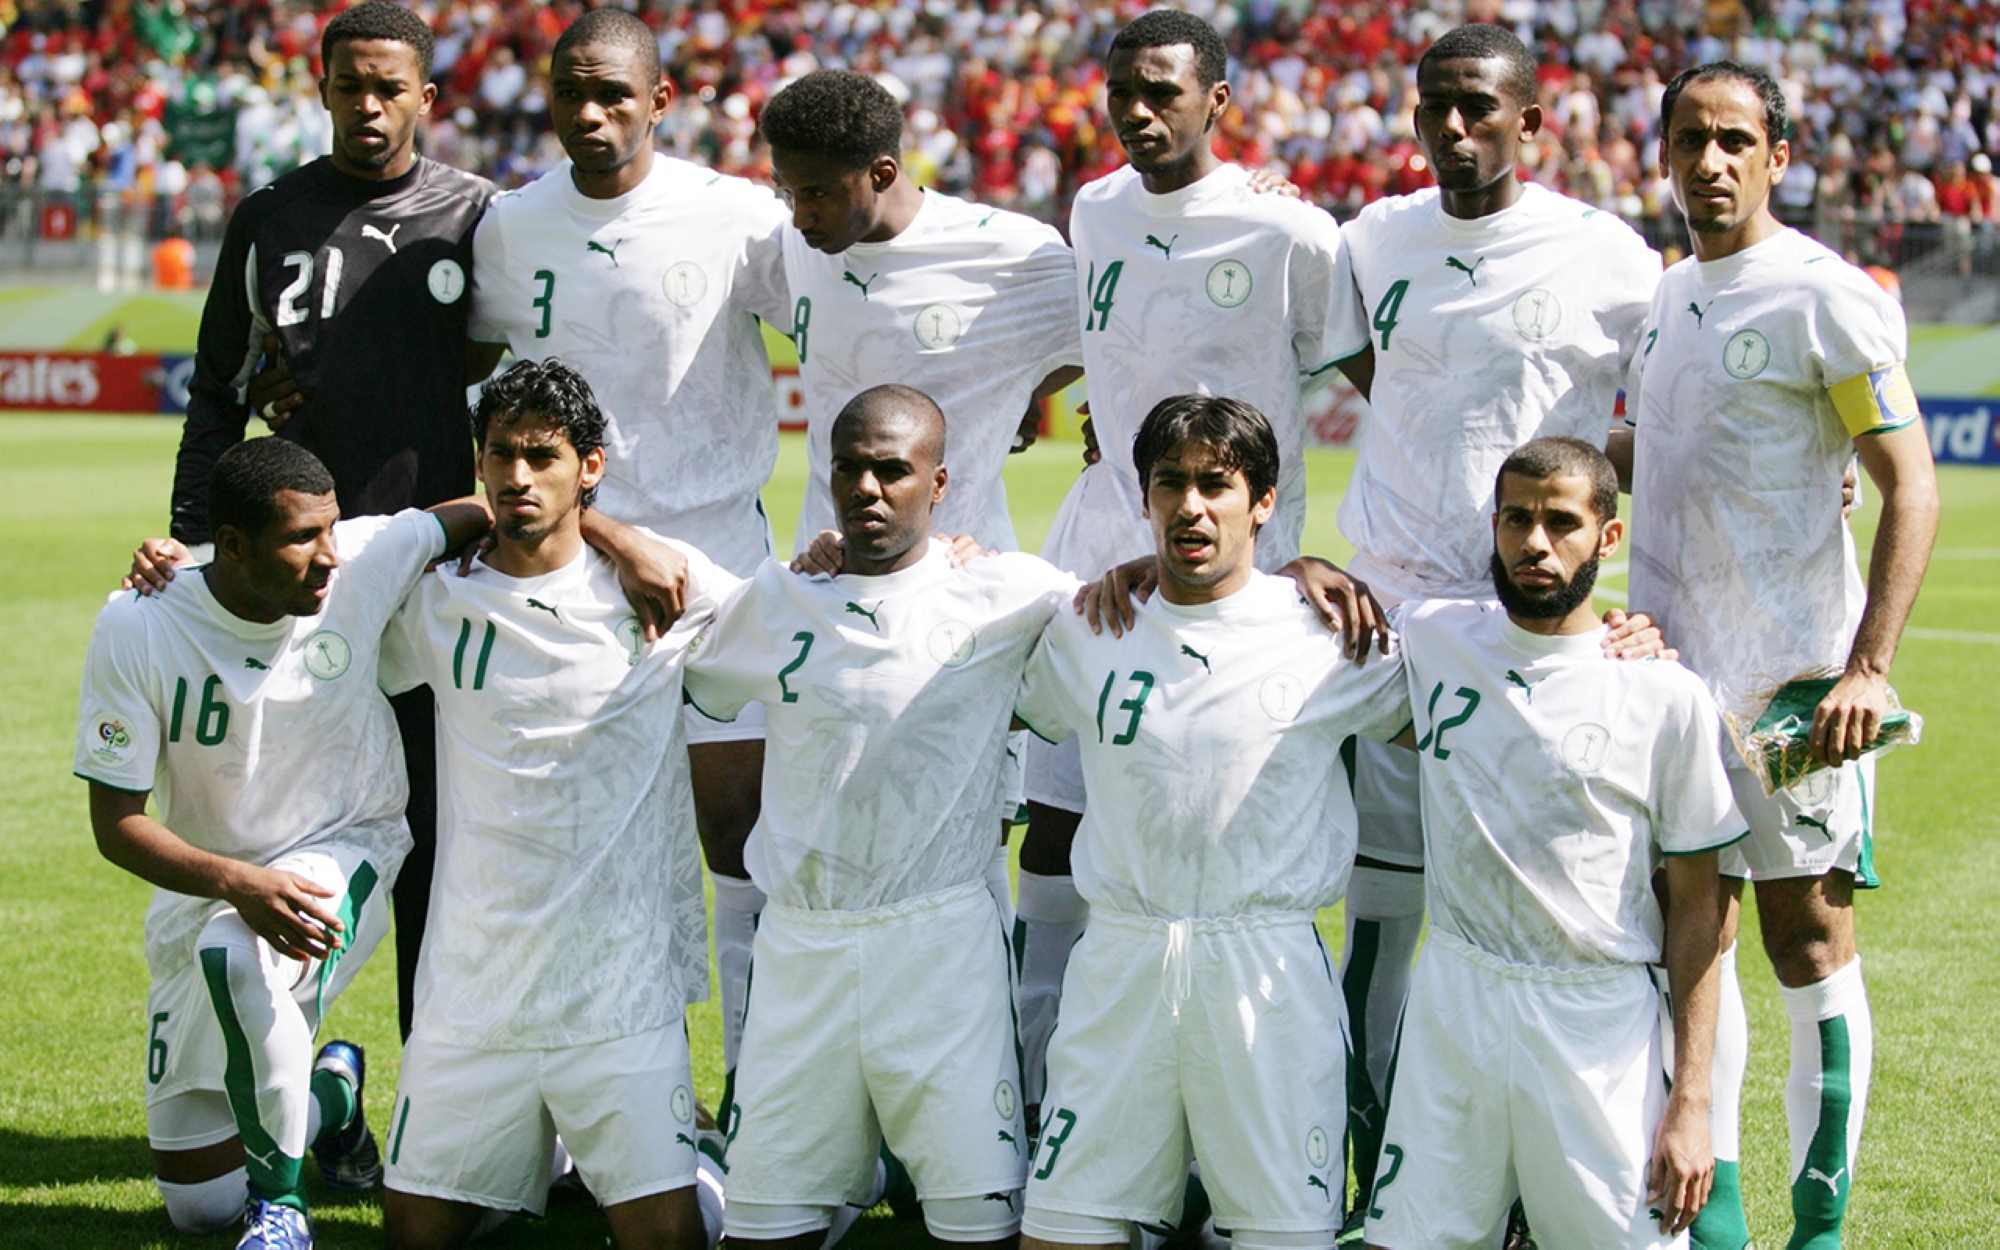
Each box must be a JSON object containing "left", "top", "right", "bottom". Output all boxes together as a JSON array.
[
  {"left": 1616, "top": 61, "right": 1939, "bottom": 1250},
  {"left": 1330, "top": 24, "right": 1663, "bottom": 1229},
  {"left": 465, "top": 8, "right": 793, "bottom": 1089},
  {"left": 151, "top": 0, "right": 494, "bottom": 1045},
  {"left": 1017, "top": 11, "right": 1371, "bottom": 1127}
]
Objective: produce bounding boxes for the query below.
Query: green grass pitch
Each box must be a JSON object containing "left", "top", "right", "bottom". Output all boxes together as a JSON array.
[{"left": 2, "top": 417, "right": 1996, "bottom": 1246}]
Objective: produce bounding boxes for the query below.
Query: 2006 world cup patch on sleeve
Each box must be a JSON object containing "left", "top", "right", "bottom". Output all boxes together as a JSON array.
[{"left": 1829, "top": 363, "right": 1920, "bottom": 437}]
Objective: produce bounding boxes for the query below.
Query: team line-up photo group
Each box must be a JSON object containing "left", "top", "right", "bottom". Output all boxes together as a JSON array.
[{"left": 70, "top": 5, "right": 1941, "bottom": 1250}]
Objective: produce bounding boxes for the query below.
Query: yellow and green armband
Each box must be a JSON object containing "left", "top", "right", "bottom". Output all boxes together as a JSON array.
[{"left": 1828, "top": 362, "right": 1921, "bottom": 437}]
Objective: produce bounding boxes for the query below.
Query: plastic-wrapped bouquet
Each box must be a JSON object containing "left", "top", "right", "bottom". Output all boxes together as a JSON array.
[{"left": 1726, "top": 671, "right": 1924, "bottom": 796}]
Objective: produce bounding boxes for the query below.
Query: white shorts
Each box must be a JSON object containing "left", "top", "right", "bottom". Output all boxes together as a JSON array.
[
  {"left": 1023, "top": 908, "right": 1347, "bottom": 1238},
  {"left": 384, "top": 1020, "right": 698, "bottom": 1215},
  {"left": 1720, "top": 757, "right": 1877, "bottom": 886},
  {"left": 143, "top": 840, "right": 393, "bottom": 1142},
  {"left": 724, "top": 879, "right": 1026, "bottom": 1239},
  {"left": 1352, "top": 734, "right": 1423, "bottom": 868},
  {"left": 685, "top": 698, "right": 765, "bottom": 746},
  {"left": 1365, "top": 928, "right": 1678, "bottom": 1250}
]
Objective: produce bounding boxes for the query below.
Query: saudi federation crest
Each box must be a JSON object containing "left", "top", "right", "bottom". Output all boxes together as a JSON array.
[
  {"left": 427, "top": 259, "right": 466, "bottom": 304},
  {"left": 616, "top": 616, "right": 645, "bottom": 667},
  {"left": 1206, "top": 259, "right": 1252, "bottom": 307},
  {"left": 995, "top": 1080, "right": 1018, "bottom": 1121},
  {"left": 928, "top": 620, "right": 976, "bottom": 667},
  {"left": 671, "top": 1085, "right": 694, "bottom": 1124},
  {"left": 302, "top": 630, "right": 351, "bottom": 681},
  {"left": 664, "top": 262, "right": 708, "bottom": 308},
  {"left": 1306, "top": 1125, "right": 1331, "bottom": 1170},
  {"left": 1512, "top": 288, "right": 1561, "bottom": 339},
  {"left": 1723, "top": 329, "right": 1771, "bottom": 379},
  {"left": 1562, "top": 722, "right": 1611, "bottom": 774},
  {"left": 1788, "top": 769, "right": 1835, "bottom": 807},
  {"left": 1260, "top": 673, "right": 1306, "bottom": 722},
  {"left": 914, "top": 304, "right": 962, "bottom": 349}
]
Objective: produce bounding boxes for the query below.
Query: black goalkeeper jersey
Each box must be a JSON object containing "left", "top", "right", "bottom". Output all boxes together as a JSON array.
[{"left": 170, "top": 156, "right": 495, "bottom": 543}]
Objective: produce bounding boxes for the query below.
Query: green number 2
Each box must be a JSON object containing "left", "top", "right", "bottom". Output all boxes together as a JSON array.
[
  {"left": 1033, "top": 1107, "right": 1077, "bottom": 1179},
  {"left": 1367, "top": 1143, "right": 1404, "bottom": 1219},
  {"left": 778, "top": 631, "right": 815, "bottom": 704},
  {"left": 1372, "top": 279, "right": 1409, "bottom": 351},
  {"left": 147, "top": 1010, "right": 169, "bottom": 1084},
  {"left": 1094, "top": 669, "right": 1154, "bottom": 745},
  {"left": 1414, "top": 682, "right": 1481, "bottom": 760},
  {"left": 1085, "top": 260, "right": 1123, "bottom": 332},
  {"left": 531, "top": 269, "right": 555, "bottom": 338},
  {"left": 793, "top": 296, "right": 812, "bottom": 363}
]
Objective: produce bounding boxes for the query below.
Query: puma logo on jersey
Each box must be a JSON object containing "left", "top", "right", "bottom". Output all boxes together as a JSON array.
[
  {"left": 361, "top": 222, "right": 401, "bottom": 253},
  {"left": 1445, "top": 255, "right": 1484, "bottom": 285},
  {"left": 1796, "top": 813, "right": 1832, "bottom": 838},
  {"left": 983, "top": 1192, "right": 1018, "bottom": 1207},
  {"left": 997, "top": 1130, "right": 1019, "bottom": 1152},
  {"left": 1805, "top": 1165, "right": 1848, "bottom": 1195},
  {"left": 525, "top": 597, "right": 561, "bottom": 622},
  {"left": 244, "top": 1144, "right": 279, "bottom": 1171},
  {"left": 1144, "top": 233, "right": 1178, "bottom": 258},
  {"left": 1505, "top": 669, "right": 1535, "bottom": 700},
  {"left": 1180, "top": 643, "right": 1211, "bottom": 673},
  {"left": 587, "top": 238, "right": 627, "bottom": 267},
  {"left": 978, "top": 211, "right": 998, "bottom": 227},
  {"left": 844, "top": 601, "right": 883, "bottom": 630},
  {"left": 1689, "top": 299, "right": 1714, "bottom": 327},
  {"left": 244, "top": 657, "right": 270, "bottom": 671},
  {"left": 675, "top": 1132, "right": 696, "bottom": 1148},
  {"left": 1307, "top": 1175, "right": 1331, "bottom": 1197},
  {"left": 843, "top": 271, "right": 878, "bottom": 299}
]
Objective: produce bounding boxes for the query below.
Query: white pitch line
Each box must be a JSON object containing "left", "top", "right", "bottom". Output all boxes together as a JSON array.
[
  {"left": 1933, "top": 549, "right": 2000, "bottom": 559},
  {"left": 1904, "top": 627, "right": 2000, "bottom": 646}
]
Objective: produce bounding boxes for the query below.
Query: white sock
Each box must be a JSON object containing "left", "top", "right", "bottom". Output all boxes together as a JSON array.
[
  {"left": 985, "top": 843, "right": 1016, "bottom": 933},
  {"left": 1341, "top": 867, "right": 1424, "bottom": 1104},
  {"left": 158, "top": 1168, "right": 248, "bottom": 1234},
  {"left": 1781, "top": 956, "right": 1872, "bottom": 1218},
  {"left": 711, "top": 873, "right": 765, "bottom": 1075},
  {"left": 195, "top": 911, "right": 313, "bottom": 1201},
  {"left": 1711, "top": 942, "right": 1747, "bottom": 1165},
  {"left": 1015, "top": 870, "right": 1088, "bottom": 1111}
]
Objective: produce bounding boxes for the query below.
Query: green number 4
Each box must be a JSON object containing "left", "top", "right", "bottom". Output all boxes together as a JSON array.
[
  {"left": 1033, "top": 1108, "right": 1077, "bottom": 1180},
  {"left": 1372, "top": 279, "right": 1409, "bottom": 351}
]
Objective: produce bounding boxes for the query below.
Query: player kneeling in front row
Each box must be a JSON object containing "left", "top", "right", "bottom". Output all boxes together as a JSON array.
[
  {"left": 77, "top": 439, "right": 493, "bottom": 1248},
  {"left": 1366, "top": 438, "right": 1738, "bottom": 1249},
  {"left": 1017, "top": 396, "right": 1409, "bottom": 1250},
  {"left": 685, "top": 385, "right": 1082, "bottom": 1247},
  {"left": 377, "top": 359, "right": 727, "bottom": 1250}
]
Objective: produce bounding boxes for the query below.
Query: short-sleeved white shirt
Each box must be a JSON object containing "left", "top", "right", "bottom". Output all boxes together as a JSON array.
[
  {"left": 469, "top": 157, "right": 792, "bottom": 572},
  {"left": 1628, "top": 228, "right": 1914, "bottom": 714},
  {"left": 74, "top": 511, "right": 444, "bottom": 977},
  {"left": 379, "top": 536, "right": 736, "bottom": 1049},
  {"left": 685, "top": 543, "right": 1076, "bottom": 911},
  {"left": 1399, "top": 600, "right": 1745, "bottom": 968},
  {"left": 1016, "top": 571, "right": 1409, "bottom": 919},
  {"left": 1041, "top": 164, "right": 1371, "bottom": 581},
  {"left": 785, "top": 191, "right": 1081, "bottom": 553},
  {"left": 1339, "top": 186, "right": 1660, "bottom": 604}
]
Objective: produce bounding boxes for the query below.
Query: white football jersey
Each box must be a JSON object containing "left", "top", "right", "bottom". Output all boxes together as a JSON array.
[
  {"left": 785, "top": 191, "right": 1081, "bottom": 552},
  {"left": 379, "top": 536, "right": 737, "bottom": 1049},
  {"left": 74, "top": 511, "right": 443, "bottom": 978},
  {"left": 469, "top": 157, "right": 792, "bottom": 573},
  {"left": 1339, "top": 185, "right": 1659, "bottom": 604},
  {"left": 684, "top": 543, "right": 1076, "bottom": 911},
  {"left": 1400, "top": 600, "right": 1744, "bottom": 968},
  {"left": 1627, "top": 228, "right": 1916, "bottom": 715},
  {"left": 1040, "top": 164, "right": 1371, "bottom": 582},
  {"left": 1016, "top": 571, "right": 1409, "bottom": 919}
]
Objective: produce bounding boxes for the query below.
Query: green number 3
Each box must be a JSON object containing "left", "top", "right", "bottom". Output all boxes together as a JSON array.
[
  {"left": 532, "top": 269, "right": 555, "bottom": 338},
  {"left": 778, "top": 631, "right": 814, "bottom": 704},
  {"left": 1033, "top": 1108, "right": 1077, "bottom": 1180}
]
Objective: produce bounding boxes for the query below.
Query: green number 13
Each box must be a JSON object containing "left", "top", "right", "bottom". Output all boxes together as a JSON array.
[{"left": 1094, "top": 669, "right": 1155, "bottom": 745}]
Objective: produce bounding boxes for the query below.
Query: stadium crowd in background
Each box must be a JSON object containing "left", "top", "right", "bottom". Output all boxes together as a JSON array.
[{"left": 0, "top": 0, "right": 1995, "bottom": 267}]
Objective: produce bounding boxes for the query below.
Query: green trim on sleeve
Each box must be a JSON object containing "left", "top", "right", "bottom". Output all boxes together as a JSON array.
[
  {"left": 1662, "top": 827, "right": 1752, "bottom": 857},
  {"left": 681, "top": 688, "right": 741, "bottom": 725},
  {"left": 74, "top": 771, "right": 150, "bottom": 795},
  {"left": 1857, "top": 415, "right": 1919, "bottom": 436}
]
